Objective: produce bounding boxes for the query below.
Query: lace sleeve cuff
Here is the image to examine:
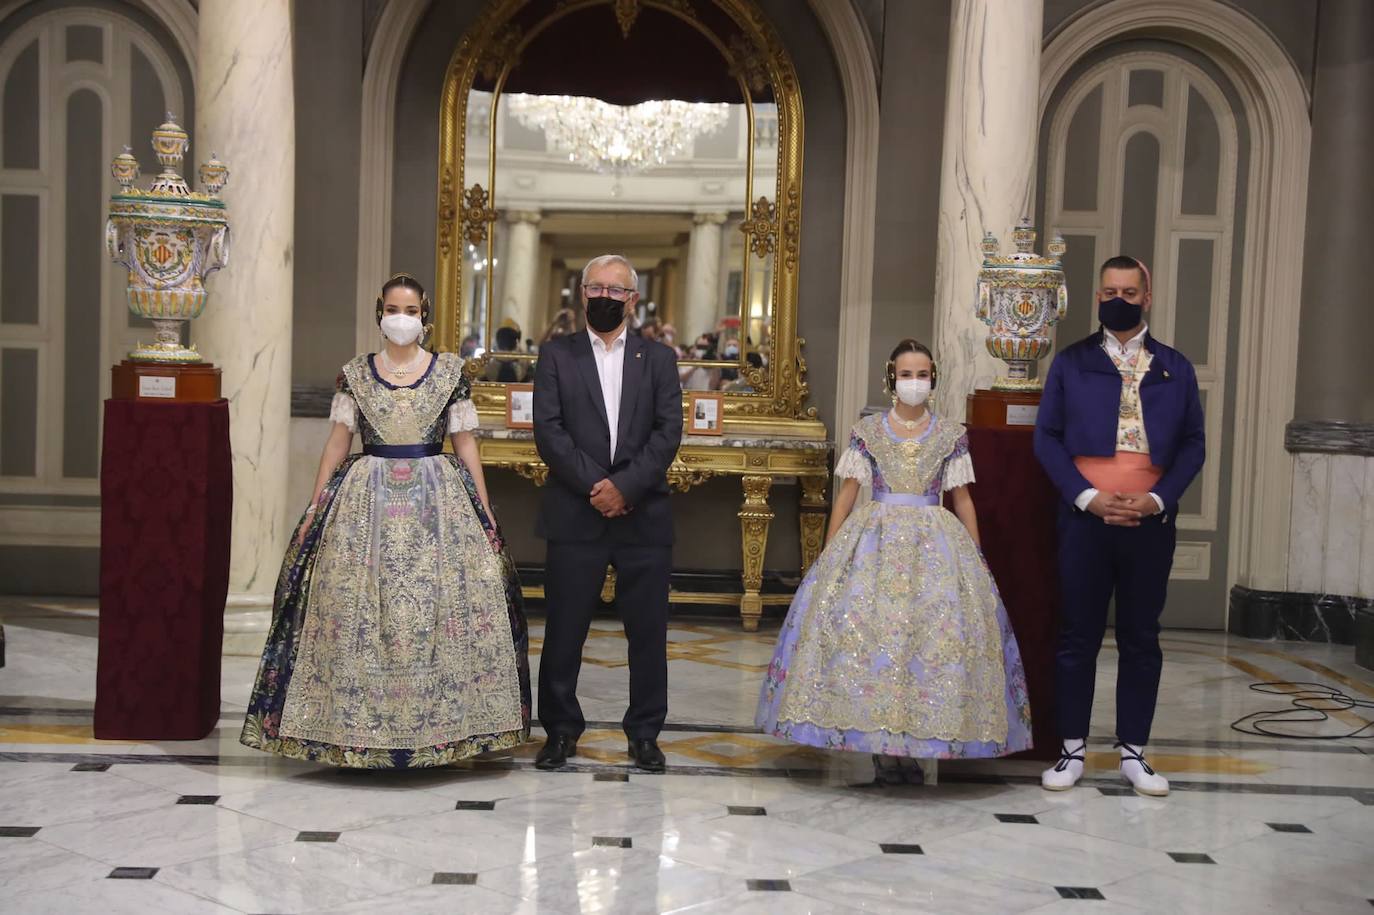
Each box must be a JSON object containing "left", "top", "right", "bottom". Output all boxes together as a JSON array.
[
  {"left": 329, "top": 392, "right": 357, "bottom": 433},
  {"left": 942, "top": 452, "right": 975, "bottom": 491},
  {"left": 833, "top": 447, "right": 872, "bottom": 485},
  {"left": 448, "top": 398, "right": 479, "bottom": 434}
]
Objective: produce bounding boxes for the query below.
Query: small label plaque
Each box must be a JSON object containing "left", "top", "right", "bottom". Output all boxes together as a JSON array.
[
  {"left": 138, "top": 375, "right": 177, "bottom": 399},
  {"left": 1006, "top": 404, "right": 1038, "bottom": 426}
]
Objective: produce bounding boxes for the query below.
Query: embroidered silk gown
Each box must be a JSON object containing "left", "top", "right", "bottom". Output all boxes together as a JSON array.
[
  {"left": 241, "top": 353, "right": 530, "bottom": 768},
  {"left": 756, "top": 413, "right": 1032, "bottom": 758}
]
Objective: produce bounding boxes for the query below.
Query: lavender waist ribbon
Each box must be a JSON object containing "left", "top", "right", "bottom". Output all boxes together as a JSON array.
[{"left": 872, "top": 492, "right": 940, "bottom": 507}]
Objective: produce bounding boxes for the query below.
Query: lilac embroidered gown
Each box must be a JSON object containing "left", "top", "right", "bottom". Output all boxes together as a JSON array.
[{"left": 756, "top": 412, "right": 1032, "bottom": 758}]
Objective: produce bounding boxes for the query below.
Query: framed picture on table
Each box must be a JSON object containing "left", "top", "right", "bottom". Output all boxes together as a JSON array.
[
  {"left": 506, "top": 383, "right": 534, "bottom": 429},
  {"left": 688, "top": 391, "right": 724, "bottom": 436}
]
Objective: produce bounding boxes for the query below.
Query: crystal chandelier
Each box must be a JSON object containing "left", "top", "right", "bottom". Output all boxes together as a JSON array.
[{"left": 506, "top": 94, "right": 730, "bottom": 177}]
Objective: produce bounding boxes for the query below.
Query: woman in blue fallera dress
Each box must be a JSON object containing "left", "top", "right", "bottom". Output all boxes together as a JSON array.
[
  {"left": 757, "top": 339, "right": 1031, "bottom": 782},
  {"left": 241, "top": 275, "right": 530, "bottom": 768}
]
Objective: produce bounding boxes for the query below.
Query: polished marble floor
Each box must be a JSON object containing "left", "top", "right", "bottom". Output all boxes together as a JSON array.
[{"left": 1, "top": 597, "right": 1373, "bottom": 913}]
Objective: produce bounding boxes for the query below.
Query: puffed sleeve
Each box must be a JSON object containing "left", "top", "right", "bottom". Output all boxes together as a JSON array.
[
  {"left": 446, "top": 370, "right": 478, "bottom": 434},
  {"left": 833, "top": 427, "right": 872, "bottom": 486},
  {"left": 329, "top": 370, "right": 357, "bottom": 433},
  {"left": 941, "top": 430, "right": 976, "bottom": 491}
]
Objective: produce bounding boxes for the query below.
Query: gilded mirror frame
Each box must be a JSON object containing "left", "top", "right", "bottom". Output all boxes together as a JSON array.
[{"left": 433, "top": 0, "right": 823, "bottom": 437}]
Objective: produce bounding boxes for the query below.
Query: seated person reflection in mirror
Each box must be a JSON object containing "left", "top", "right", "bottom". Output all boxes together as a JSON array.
[{"left": 483, "top": 317, "right": 529, "bottom": 383}]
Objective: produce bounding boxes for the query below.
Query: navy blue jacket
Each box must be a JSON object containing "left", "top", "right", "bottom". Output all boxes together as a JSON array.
[
  {"left": 1034, "top": 330, "right": 1205, "bottom": 515},
  {"left": 532, "top": 331, "right": 683, "bottom": 544}
]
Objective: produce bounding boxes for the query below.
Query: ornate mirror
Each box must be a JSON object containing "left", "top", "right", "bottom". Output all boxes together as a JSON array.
[{"left": 434, "top": 0, "right": 821, "bottom": 437}]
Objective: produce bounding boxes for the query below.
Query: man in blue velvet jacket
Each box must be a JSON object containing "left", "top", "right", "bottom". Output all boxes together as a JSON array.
[{"left": 1034, "top": 255, "right": 1205, "bottom": 797}]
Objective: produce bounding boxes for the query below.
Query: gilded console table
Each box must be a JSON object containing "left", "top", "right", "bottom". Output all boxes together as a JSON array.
[{"left": 477, "top": 429, "right": 832, "bottom": 630}]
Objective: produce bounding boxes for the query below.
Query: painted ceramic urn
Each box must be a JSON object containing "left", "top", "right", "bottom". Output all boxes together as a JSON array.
[
  {"left": 105, "top": 115, "right": 229, "bottom": 363},
  {"left": 975, "top": 218, "right": 1067, "bottom": 391}
]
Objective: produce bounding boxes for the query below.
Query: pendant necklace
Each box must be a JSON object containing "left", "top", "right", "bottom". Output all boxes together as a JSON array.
[{"left": 891, "top": 409, "right": 929, "bottom": 433}]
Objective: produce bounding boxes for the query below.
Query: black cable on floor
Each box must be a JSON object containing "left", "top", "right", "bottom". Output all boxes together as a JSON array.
[{"left": 1229, "top": 681, "right": 1374, "bottom": 740}]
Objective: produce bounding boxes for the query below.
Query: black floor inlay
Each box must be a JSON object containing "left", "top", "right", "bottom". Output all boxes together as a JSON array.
[
  {"left": 295, "top": 831, "right": 341, "bottom": 842},
  {"left": 592, "top": 836, "right": 632, "bottom": 848},
  {"left": 1267, "top": 822, "right": 1312, "bottom": 833},
  {"left": 108, "top": 867, "right": 158, "bottom": 879},
  {"left": 0, "top": 826, "right": 41, "bottom": 837},
  {"left": 1168, "top": 852, "right": 1215, "bottom": 864},
  {"left": 432, "top": 872, "right": 479, "bottom": 885},
  {"left": 1056, "top": 887, "right": 1105, "bottom": 900},
  {"left": 747, "top": 879, "right": 792, "bottom": 891},
  {"left": 1097, "top": 786, "right": 1136, "bottom": 797},
  {"left": 454, "top": 801, "right": 496, "bottom": 811},
  {"left": 727, "top": 805, "right": 766, "bottom": 816},
  {"left": 879, "top": 843, "right": 924, "bottom": 854},
  {"left": 995, "top": 813, "right": 1039, "bottom": 824},
  {"left": 71, "top": 762, "right": 109, "bottom": 772},
  {"left": 176, "top": 795, "right": 219, "bottom": 805},
  {"left": 594, "top": 772, "right": 630, "bottom": 782}
]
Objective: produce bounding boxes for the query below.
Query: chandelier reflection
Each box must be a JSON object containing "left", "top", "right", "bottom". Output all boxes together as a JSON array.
[{"left": 506, "top": 94, "right": 730, "bottom": 179}]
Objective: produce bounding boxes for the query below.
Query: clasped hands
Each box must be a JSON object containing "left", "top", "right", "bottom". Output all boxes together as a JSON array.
[
  {"left": 1087, "top": 491, "right": 1159, "bottom": 526},
  {"left": 590, "top": 478, "right": 630, "bottom": 518}
]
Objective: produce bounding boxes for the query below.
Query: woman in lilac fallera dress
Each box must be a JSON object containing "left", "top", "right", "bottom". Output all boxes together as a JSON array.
[{"left": 757, "top": 339, "right": 1031, "bottom": 782}]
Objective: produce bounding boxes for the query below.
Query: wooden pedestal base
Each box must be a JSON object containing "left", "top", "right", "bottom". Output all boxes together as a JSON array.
[
  {"left": 967, "top": 388, "right": 1042, "bottom": 430},
  {"left": 111, "top": 361, "right": 222, "bottom": 403}
]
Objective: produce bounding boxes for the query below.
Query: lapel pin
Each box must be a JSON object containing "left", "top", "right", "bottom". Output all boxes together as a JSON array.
[
  {"left": 636, "top": 352, "right": 642, "bottom": 359},
  {"left": 1163, "top": 370, "right": 1170, "bottom": 378}
]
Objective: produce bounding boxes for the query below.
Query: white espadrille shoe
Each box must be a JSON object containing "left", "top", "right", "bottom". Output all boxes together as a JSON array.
[
  {"left": 1041, "top": 738, "right": 1086, "bottom": 791},
  {"left": 1117, "top": 742, "right": 1169, "bottom": 797}
]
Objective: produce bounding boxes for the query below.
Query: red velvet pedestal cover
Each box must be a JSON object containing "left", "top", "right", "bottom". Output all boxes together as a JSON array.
[
  {"left": 94, "top": 398, "right": 232, "bottom": 740},
  {"left": 964, "top": 426, "right": 1060, "bottom": 760}
]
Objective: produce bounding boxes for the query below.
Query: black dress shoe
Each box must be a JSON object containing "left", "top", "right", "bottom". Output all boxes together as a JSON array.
[
  {"left": 535, "top": 734, "right": 577, "bottom": 770},
  {"left": 628, "top": 738, "right": 666, "bottom": 772}
]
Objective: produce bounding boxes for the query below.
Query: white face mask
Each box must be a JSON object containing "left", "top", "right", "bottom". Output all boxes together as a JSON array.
[
  {"left": 380, "top": 313, "right": 423, "bottom": 346},
  {"left": 894, "top": 377, "right": 931, "bottom": 407}
]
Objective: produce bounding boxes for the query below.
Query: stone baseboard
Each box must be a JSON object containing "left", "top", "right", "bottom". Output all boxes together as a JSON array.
[
  {"left": 1228, "top": 585, "right": 1370, "bottom": 645},
  {"left": 1357, "top": 609, "right": 1374, "bottom": 671}
]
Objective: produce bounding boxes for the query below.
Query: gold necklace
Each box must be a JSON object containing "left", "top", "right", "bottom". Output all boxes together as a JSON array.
[{"left": 383, "top": 349, "right": 425, "bottom": 376}]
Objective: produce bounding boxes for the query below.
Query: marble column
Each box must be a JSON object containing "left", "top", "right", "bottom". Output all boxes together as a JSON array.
[
  {"left": 192, "top": 0, "right": 295, "bottom": 654},
  {"left": 502, "top": 210, "right": 542, "bottom": 344},
  {"left": 931, "top": 0, "right": 1042, "bottom": 421},
  {"left": 1294, "top": 0, "right": 1374, "bottom": 425},
  {"left": 683, "top": 211, "right": 727, "bottom": 341}
]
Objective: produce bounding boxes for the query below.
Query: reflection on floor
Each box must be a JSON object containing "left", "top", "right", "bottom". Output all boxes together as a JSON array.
[{"left": 2, "top": 598, "right": 1373, "bottom": 914}]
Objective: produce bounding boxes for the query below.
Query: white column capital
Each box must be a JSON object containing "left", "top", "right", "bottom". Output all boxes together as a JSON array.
[
  {"left": 693, "top": 211, "right": 729, "bottom": 227},
  {"left": 507, "top": 209, "right": 542, "bottom": 225}
]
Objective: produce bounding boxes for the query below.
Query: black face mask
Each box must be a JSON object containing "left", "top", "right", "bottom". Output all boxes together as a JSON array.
[
  {"left": 1098, "top": 296, "right": 1143, "bottom": 332},
  {"left": 585, "top": 296, "right": 626, "bottom": 334}
]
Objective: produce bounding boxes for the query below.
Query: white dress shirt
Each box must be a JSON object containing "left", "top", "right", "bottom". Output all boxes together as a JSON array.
[
  {"left": 589, "top": 327, "right": 628, "bottom": 459},
  {"left": 1074, "top": 325, "right": 1165, "bottom": 515}
]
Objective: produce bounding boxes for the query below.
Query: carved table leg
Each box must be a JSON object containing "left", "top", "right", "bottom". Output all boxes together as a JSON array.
[
  {"left": 738, "top": 474, "right": 774, "bottom": 632},
  {"left": 600, "top": 565, "right": 617, "bottom": 604},
  {"left": 798, "top": 473, "right": 829, "bottom": 577}
]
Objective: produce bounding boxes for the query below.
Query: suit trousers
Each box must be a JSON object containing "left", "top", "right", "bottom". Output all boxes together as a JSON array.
[
  {"left": 1054, "top": 506, "right": 1177, "bottom": 745},
  {"left": 538, "top": 538, "right": 671, "bottom": 741}
]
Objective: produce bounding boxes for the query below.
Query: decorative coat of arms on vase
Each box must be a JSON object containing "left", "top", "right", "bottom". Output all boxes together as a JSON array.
[
  {"left": 975, "top": 218, "right": 1067, "bottom": 391},
  {"left": 105, "top": 114, "right": 229, "bottom": 364}
]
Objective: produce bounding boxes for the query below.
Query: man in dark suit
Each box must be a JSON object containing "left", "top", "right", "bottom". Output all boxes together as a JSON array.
[
  {"left": 532, "top": 254, "right": 683, "bottom": 772},
  {"left": 1034, "top": 255, "right": 1205, "bottom": 797}
]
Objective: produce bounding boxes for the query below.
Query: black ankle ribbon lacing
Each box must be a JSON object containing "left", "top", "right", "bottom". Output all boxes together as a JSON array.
[
  {"left": 1052, "top": 743, "right": 1085, "bottom": 773},
  {"left": 1113, "top": 741, "right": 1156, "bottom": 775},
  {"left": 1229, "top": 681, "right": 1374, "bottom": 740}
]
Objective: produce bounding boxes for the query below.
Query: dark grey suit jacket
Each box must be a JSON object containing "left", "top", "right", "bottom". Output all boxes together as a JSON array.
[{"left": 532, "top": 331, "right": 683, "bottom": 544}]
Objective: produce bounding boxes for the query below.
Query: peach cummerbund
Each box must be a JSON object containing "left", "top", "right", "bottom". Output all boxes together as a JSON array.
[{"left": 1073, "top": 451, "right": 1163, "bottom": 495}]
